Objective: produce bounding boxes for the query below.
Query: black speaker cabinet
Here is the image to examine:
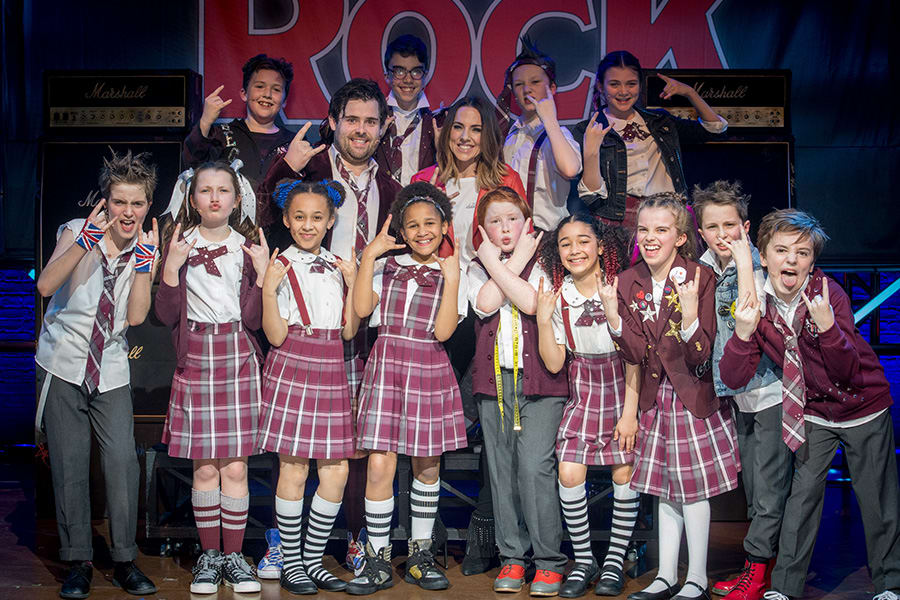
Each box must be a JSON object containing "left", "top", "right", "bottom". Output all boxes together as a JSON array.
[
  {"left": 681, "top": 139, "right": 794, "bottom": 241},
  {"left": 38, "top": 139, "right": 183, "bottom": 418}
]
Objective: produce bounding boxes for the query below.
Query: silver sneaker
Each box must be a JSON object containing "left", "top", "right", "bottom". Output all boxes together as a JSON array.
[{"left": 222, "top": 551, "right": 261, "bottom": 593}]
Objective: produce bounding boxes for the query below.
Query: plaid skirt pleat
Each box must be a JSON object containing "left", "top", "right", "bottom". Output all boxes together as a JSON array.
[
  {"left": 356, "top": 326, "right": 467, "bottom": 457},
  {"left": 163, "top": 321, "right": 261, "bottom": 459},
  {"left": 631, "top": 377, "right": 740, "bottom": 502},
  {"left": 258, "top": 327, "right": 355, "bottom": 459},
  {"left": 557, "top": 352, "right": 634, "bottom": 466}
]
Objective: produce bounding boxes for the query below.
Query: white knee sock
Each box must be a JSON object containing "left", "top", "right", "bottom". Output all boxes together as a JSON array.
[
  {"left": 410, "top": 478, "right": 440, "bottom": 541},
  {"left": 365, "top": 497, "right": 394, "bottom": 552},
  {"left": 642, "top": 499, "right": 683, "bottom": 593},
  {"left": 681, "top": 499, "right": 710, "bottom": 596}
]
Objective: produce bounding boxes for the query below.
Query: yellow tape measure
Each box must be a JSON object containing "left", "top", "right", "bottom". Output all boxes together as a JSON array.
[{"left": 493, "top": 305, "right": 522, "bottom": 432}]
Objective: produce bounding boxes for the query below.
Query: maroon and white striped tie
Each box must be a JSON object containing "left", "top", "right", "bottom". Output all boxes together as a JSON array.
[
  {"left": 84, "top": 250, "right": 133, "bottom": 394},
  {"left": 336, "top": 159, "right": 373, "bottom": 259},
  {"left": 767, "top": 302, "right": 807, "bottom": 451}
]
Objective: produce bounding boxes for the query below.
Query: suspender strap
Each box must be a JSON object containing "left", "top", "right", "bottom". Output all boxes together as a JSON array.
[
  {"left": 278, "top": 255, "right": 313, "bottom": 334},
  {"left": 561, "top": 293, "right": 577, "bottom": 352},
  {"left": 525, "top": 130, "right": 549, "bottom": 208}
]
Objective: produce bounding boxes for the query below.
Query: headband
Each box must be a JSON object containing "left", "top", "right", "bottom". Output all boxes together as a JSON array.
[{"left": 402, "top": 195, "right": 446, "bottom": 219}]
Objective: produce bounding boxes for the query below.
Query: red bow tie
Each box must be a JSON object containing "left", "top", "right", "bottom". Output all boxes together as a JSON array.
[
  {"left": 187, "top": 245, "right": 229, "bottom": 276},
  {"left": 393, "top": 264, "right": 435, "bottom": 287}
]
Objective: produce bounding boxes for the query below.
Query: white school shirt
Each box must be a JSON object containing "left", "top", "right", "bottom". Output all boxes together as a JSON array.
[
  {"left": 764, "top": 276, "right": 886, "bottom": 428},
  {"left": 328, "top": 145, "right": 381, "bottom": 262},
  {"left": 36, "top": 218, "right": 138, "bottom": 392},
  {"left": 184, "top": 226, "right": 245, "bottom": 324},
  {"left": 528, "top": 268, "right": 617, "bottom": 354},
  {"left": 443, "top": 176, "right": 479, "bottom": 268},
  {"left": 700, "top": 248, "right": 781, "bottom": 413},
  {"left": 504, "top": 118, "right": 581, "bottom": 231},
  {"left": 275, "top": 246, "right": 345, "bottom": 329},
  {"left": 370, "top": 253, "right": 468, "bottom": 329},
  {"left": 578, "top": 110, "right": 727, "bottom": 199},
  {"left": 386, "top": 91, "right": 431, "bottom": 186},
  {"left": 467, "top": 259, "right": 524, "bottom": 369}
]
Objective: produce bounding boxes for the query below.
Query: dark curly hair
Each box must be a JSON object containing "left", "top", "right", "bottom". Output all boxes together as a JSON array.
[
  {"left": 389, "top": 181, "right": 452, "bottom": 235},
  {"left": 538, "top": 213, "right": 631, "bottom": 291},
  {"left": 274, "top": 178, "right": 346, "bottom": 218},
  {"left": 242, "top": 54, "right": 294, "bottom": 96}
]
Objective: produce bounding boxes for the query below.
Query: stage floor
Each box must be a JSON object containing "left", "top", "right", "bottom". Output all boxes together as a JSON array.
[{"left": 0, "top": 455, "right": 880, "bottom": 600}]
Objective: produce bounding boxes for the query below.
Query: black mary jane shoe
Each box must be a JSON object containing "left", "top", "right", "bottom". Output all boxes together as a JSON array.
[
  {"left": 60, "top": 561, "right": 93, "bottom": 600},
  {"left": 594, "top": 565, "right": 626, "bottom": 596},
  {"left": 672, "top": 581, "right": 712, "bottom": 600},
  {"left": 112, "top": 561, "right": 158, "bottom": 596},
  {"left": 558, "top": 561, "right": 600, "bottom": 598},
  {"left": 627, "top": 576, "right": 679, "bottom": 600}
]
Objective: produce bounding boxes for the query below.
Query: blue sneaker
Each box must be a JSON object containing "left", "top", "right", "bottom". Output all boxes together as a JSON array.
[
  {"left": 346, "top": 528, "right": 368, "bottom": 576},
  {"left": 256, "top": 528, "right": 282, "bottom": 580}
]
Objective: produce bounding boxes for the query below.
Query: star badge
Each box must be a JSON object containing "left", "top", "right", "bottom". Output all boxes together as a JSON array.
[
  {"left": 640, "top": 305, "right": 656, "bottom": 322},
  {"left": 630, "top": 301, "right": 639, "bottom": 312},
  {"left": 664, "top": 319, "right": 681, "bottom": 340},
  {"left": 664, "top": 289, "right": 681, "bottom": 313}
]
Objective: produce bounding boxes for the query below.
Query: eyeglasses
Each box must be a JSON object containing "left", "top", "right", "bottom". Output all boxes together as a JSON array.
[{"left": 387, "top": 66, "right": 426, "bottom": 80}]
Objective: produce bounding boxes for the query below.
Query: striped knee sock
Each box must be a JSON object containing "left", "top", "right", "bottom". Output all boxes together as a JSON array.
[
  {"left": 410, "top": 478, "right": 440, "bottom": 541},
  {"left": 559, "top": 481, "right": 595, "bottom": 566},
  {"left": 191, "top": 487, "right": 221, "bottom": 551},
  {"left": 276, "top": 496, "right": 312, "bottom": 585},
  {"left": 601, "top": 483, "right": 640, "bottom": 578},
  {"left": 303, "top": 494, "right": 341, "bottom": 584},
  {"left": 220, "top": 493, "right": 248, "bottom": 555},
  {"left": 365, "top": 497, "right": 394, "bottom": 552}
]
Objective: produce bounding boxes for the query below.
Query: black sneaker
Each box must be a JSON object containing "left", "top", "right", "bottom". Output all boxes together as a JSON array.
[
  {"left": 560, "top": 561, "right": 600, "bottom": 598},
  {"left": 112, "top": 561, "right": 158, "bottom": 595},
  {"left": 60, "top": 561, "right": 92, "bottom": 599},
  {"left": 190, "top": 549, "right": 223, "bottom": 594},
  {"left": 346, "top": 543, "right": 394, "bottom": 595},
  {"left": 222, "top": 552, "right": 261, "bottom": 593},
  {"left": 404, "top": 538, "right": 449, "bottom": 591}
]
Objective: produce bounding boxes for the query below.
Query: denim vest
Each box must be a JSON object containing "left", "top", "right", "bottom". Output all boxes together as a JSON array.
[{"left": 701, "top": 248, "right": 781, "bottom": 396}]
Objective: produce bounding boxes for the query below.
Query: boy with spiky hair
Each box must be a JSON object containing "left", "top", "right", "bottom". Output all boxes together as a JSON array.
[
  {"left": 183, "top": 53, "right": 296, "bottom": 227},
  {"left": 501, "top": 37, "right": 582, "bottom": 233},
  {"left": 720, "top": 208, "right": 899, "bottom": 600},
  {"left": 36, "top": 149, "right": 160, "bottom": 599},
  {"left": 375, "top": 34, "right": 438, "bottom": 186},
  {"left": 693, "top": 181, "right": 786, "bottom": 600}
]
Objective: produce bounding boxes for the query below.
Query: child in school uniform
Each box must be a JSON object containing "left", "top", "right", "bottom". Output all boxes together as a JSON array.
[
  {"left": 532, "top": 214, "right": 641, "bottom": 598},
  {"left": 501, "top": 37, "right": 582, "bottom": 232},
  {"left": 465, "top": 187, "right": 569, "bottom": 596},
  {"left": 348, "top": 181, "right": 468, "bottom": 595},
  {"left": 692, "top": 182, "right": 787, "bottom": 600},
  {"left": 156, "top": 161, "right": 270, "bottom": 594},
  {"left": 602, "top": 193, "right": 741, "bottom": 600},
  {"left": 256, "top": 179, "right": 361, "bottom": 594},
  {"left": 35, "top": 150, "right": 159, "bottom": 599},
  {"left": 575, "top": 51, "right": 727, "bottom": 231},
  {"left": 720, "top": 209, "right": 899, "bottom": 600}
]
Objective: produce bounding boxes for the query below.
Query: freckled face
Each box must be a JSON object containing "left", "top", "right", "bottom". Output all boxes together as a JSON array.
[{"left": 483, "top": 201, "right": 525, "bottom": 253}]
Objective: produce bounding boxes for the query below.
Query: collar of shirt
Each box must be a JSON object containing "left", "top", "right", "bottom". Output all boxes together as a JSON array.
[
  {"left": 282, "top": 245, "right": 337, "bottom": 265},
  {"left": 699, "top": 248, "right": 735, "bottom": 276},
  {"left": 509, "top": 115, "right": 545, "bottom": 138},
  {"left": 561, "top": 274, "right": 600, "bottom": 307},
  {"left": 603, "top": 109, "right": 646, "bottom": 129},
  {"left": 329, "top": 145, "right": 378, "bottom": 185},
  {"left": 395, "top": 252, "right": 441, "bottom": 270},
  {"left": 386, "top": 91, "right": 431, "bottom": 113},
  {"left": 99, "top": 229, "right": 139, "bottom": 265},
  {"left": 184, "top": 226, "right": 244, "bottom": 253},
  {"left": 764, "top": 274, "right": 809, "bottom": 320}
]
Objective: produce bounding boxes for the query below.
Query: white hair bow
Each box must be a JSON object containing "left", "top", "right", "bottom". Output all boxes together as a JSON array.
[{"left": 162, "top": 160, "right": 257, "bottom": 224}]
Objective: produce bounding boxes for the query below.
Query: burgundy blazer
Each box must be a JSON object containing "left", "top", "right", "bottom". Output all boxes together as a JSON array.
[
  {"left": 374, "top": 109, "right": 438, "bottom": 180},
  {"left": 719, "top": 268, "right": 892, "bottom": 422},
  {"left": 258, "top": 150, "right": 401, "bottom": 250},
  {"left": 155, "top": 241, "right": 263, "bottom": 370},
  {"left": 469, "top": 256, "right": 569, "bottom": 398},
  {"left": 613, "top": 254, "right": 718, "bottom": 418}
]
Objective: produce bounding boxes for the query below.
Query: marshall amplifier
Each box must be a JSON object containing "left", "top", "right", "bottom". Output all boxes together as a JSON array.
[
  {"left": 643, "top": 69, "right": 791, "bottom": 131},
  {"left": 44, "top": 70, "right": 201, "bottom": 132}
]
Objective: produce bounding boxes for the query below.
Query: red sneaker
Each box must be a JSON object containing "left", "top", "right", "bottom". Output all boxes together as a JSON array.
[
  {"left": 494, "top": 564, "right": 526, "bottom": 593},
  {"left": 713, "top": 560, "right": 748, "bottom": 595},
  {"left": 531, "top": 569, "right": 563, "bottom": 597},
  {"left": 722, "top": 560, "right": 769, "bottom": 600}
]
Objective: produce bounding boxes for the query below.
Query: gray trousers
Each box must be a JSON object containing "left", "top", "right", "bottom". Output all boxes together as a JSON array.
[
  {"left": 734, "top": 403, "right": 794, "bottom": 559},
  {"left": 773, "top": 410, "right": 900, "bottom": 595},
  {"left": 38, "top": 367, "right": 140, "bottom": 562},
  {"left": 477, "top": 370, "right": 567, "bottom": 573}
]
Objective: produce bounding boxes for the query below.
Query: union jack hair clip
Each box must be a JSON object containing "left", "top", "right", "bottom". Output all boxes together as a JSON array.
[
  {"left": 75, "top": 221, "right": 105, "bottom": 251},
  {"left": 134, "top": 243, "right": 157, "bottom": 273}
]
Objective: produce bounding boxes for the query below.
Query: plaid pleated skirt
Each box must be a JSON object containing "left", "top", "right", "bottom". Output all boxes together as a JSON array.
[
  {"left": 356, "top": 325, "right": 467, "bottom": 457},
  {"left": 258, "top": 327, "right": 355, "bottom": 459},
  {"left": 163, "top": 321, "right": 261, "bottom": 459},
  {"left": 631, "top": 377, "right": 740, "bottom": 503},
  {"left": 557, "top": 352, "right": 634, "bottom": 466}
]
